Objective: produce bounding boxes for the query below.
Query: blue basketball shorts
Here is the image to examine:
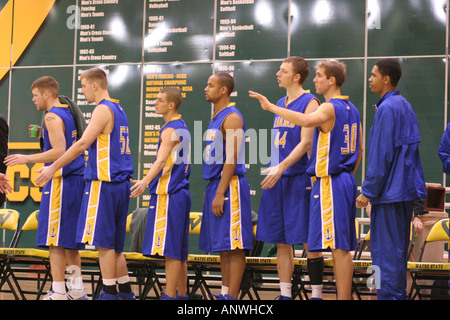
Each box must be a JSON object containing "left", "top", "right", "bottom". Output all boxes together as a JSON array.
[
  {"left": 142, "top": 188, "right": 191, "bottom": 261},
  {"left": 308, "top": 172, "right": 357, "bottom": 251},
  {"left": 199, "top": 175, "right": 253, "bottom": 253},
  {"left": 76, "top": 180, "right": 130, "bottom": 252},
  {"left": 256, "top": 173, "right": 312, "bottom": 245},
  {"left": 37, "top": 174, "right": 85, "bottom": 250}
]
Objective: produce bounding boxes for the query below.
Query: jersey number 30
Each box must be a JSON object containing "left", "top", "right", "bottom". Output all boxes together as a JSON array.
[{"left": 341, "top": 123, "right": 358, "bottom": 154}]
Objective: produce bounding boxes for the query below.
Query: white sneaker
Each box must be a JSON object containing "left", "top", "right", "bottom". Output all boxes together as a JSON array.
[
  {"left": 43, "top": 290, "right": 68, "bottom": 300},
  {"left": 67, "top": 289, "right": 89, "bottom": 300}
]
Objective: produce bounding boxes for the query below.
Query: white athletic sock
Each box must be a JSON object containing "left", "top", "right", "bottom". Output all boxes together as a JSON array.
[
  {"left": 280, "top": 282, "right": 292, "bottom": 297},
  {"left": 52, "top": 281, "right": 66, "bottom": 294},
  {"left": 116, "top": 275, "right": 130, "bottom": 284},
  {"left": 311, "top": 284, "right": 323, "bottom": 299},
  {"left": 103, "top": 278, "right": 116, "bottom": 286},
  {"left": 221, "top": 286, "right": 229, "bottom": 295}
]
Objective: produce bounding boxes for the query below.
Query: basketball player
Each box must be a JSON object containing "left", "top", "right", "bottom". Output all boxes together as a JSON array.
[
  {"left": 200, "top": 72, "right": 253, "bottom": 300},
  {"left": 255, "top": 56, "right": 324, "bottom": 300},
  {"left": 35, "top": 68, "right": 135, "bottom": 300},
  {"left": 130, "top": 87, "right": 191, "bottom": 300},
  {"left": 250, "top": 60, "right": 363, "bottom": 300},
  {"left": 5, "top": 76, "right": 87, "bottom": 300}
]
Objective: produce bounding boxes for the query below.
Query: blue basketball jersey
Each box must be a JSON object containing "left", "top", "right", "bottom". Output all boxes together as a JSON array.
[
  {"left": 148, "top": 115, "right": 191, "bottom": 194},
  {"left": 271, "top": 92, "right": 319, "bottom": 175},
  {"left": 43, "top": 105, "right": 84, "bottom": 176},
  {"left": 307, "top": 96, "right": 361, "bottom": 177},
  {"left": 84, "top": 99, "right": 134, "bottom": 182},
  {"left": 202, "top": 103, "right": 246, "bottom": 180}
]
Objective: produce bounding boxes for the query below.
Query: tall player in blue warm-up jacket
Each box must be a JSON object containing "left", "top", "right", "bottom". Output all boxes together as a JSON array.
[
  {"left": 250, "top": 60, "right": 363, "bottom": 300},
  {"left": 35, "top": 68, "right": 135, "bottom": 300},
  {"left": 357, "top": 59, "right": 427, "bottom": 300},
  {"left": 130, "top": 87, "right": 191, "bottom": 300}
]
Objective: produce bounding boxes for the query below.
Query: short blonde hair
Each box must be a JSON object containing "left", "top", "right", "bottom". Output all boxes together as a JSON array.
[
  {"left": 160, "top": 86, "right": 183, "bottom": 110},
  {"left": 80, "top": 68, "right": 108, "bottom": 89},
  {"left": 316, "top": 60, "right": 346, "bottom": 87}
]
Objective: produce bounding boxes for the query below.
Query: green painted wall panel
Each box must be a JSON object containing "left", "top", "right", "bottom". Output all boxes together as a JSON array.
[
  {"left": 290, "top": 0, "right": 366, "bottom": 58},
  {"left": 0, "top": 0, "right": 448, "bottom": 248}
]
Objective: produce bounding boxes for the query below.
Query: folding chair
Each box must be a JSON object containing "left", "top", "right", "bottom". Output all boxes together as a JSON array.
[
  {"left": 123, "top": 208, "right": 166, "bottom": 300},
  {"left": 409, "top": 218, "right": 450, "bottom": 300},
  {"left": 354, "top": 230, "right": 370, "bottom": 260},
  {"left": 417, "top": 218, "right": 449, "bottom": 262},
  {"left": 0, "top": 209, "right": 21, "bottom": 299},
  {"left": 0, "top": 210, "right": 52, "bottom": 299},
  {"left": 185, "top": 212, "right": 225, "bottom": 299},
  {"left": 0, "top": 209, "right": 21, "bottom": 248}
]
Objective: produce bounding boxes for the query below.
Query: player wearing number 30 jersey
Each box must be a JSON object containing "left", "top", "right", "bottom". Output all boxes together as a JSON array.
[{"left": 306, "top": 96, "right": 360, "bottom": 252}]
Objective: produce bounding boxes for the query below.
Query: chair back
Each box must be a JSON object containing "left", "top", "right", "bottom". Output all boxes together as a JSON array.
[
  {"left": 425, "top": 218, "right": 449, "bottom": 242},
  {"left": 418, "top": 218, "right": 449, "bottom": 261},
  {"left": 21, "top": 210, "right": 39, "bottom": 231},
  {"left": 189, "top": 212, "right": 202, "bottom": 235},
  {"left": 0, "top": 209, "right": 21, "bottom": 247}
]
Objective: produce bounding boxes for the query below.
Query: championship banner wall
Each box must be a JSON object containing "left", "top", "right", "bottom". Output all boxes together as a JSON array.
[{"left": 0, "top": 0, "right": 447, "bottom": 248}]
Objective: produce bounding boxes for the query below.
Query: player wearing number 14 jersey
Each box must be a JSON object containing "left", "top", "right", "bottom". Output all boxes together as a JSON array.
[{"left": 255, "top": 57, "right": 324, "bottom": 300}]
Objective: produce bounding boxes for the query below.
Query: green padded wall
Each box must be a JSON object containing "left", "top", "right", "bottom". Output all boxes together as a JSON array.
[{"left": 0, "top": 0, "right": 448, "bottom": 248}]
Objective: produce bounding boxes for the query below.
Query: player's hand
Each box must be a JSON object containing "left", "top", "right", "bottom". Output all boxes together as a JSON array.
[
  {"left": 0, "top": 173, "right": 12, "bottom": 194},
  {"left": 412, "top": 216, "right": 424, "bottom": 234},
  {"left": 212, "top": 193, "right": 225, "bottom": 217},
  {"left": 4, "top": 154, "right": 29, "bottom": 166},
  {"left": 130, "top": 179, "right": 147, "bottom": 198},
  {"left": 248, "top": 91, "right": 272, "bottom": 111},
  {"left": 260, "top": 166, "right": 282, "bottom": 189},
  {"left": 35, "top": 166, "right": 55, "bottom": 187},
  {"left": 356, "top": 193, "right": 370, "bottom": 208}
]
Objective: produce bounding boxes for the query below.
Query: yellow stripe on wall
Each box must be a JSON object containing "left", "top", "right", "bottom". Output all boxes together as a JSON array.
[
  {"left": 0, "top": 1, "right": 12, "bottom": 76},
  {"left": 8, "top": 142, "right": 41, "bottom": 150},
  {"left": 230, "top": 176, "right": 243, "bottom": 250},
  {"left": 0, "top": 0, "right": 56, "bottom": 81}
]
